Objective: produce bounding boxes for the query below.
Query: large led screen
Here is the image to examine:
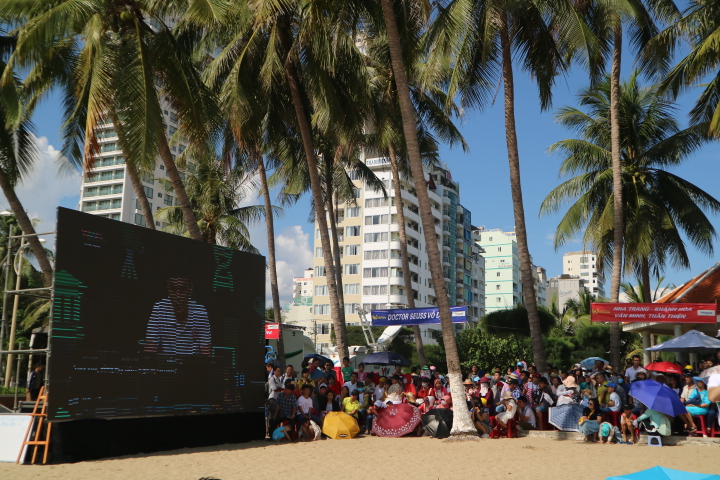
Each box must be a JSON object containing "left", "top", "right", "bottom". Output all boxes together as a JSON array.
[{"left": 50, "top": 208, "right": 266, "bottom": 421}]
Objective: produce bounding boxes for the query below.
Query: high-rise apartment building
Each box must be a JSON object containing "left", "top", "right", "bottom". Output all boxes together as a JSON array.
[
  {"left": 562, "top": 251, "right": 605, "bottom": 298},
  {"left": 475, "top": 228, "right": 546, "bottom": 312},
  {"left": 310, "top": 157, "right": 485, "bottom": 352},
  {"left": 77, "top": 105, "right": 187, "bottom": 228}
]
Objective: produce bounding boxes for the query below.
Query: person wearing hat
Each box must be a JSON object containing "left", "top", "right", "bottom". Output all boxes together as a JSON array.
[
  {"left": 476, "top": 376, "right": 494, "bottom": 413},
  {"left": 430, "top": 377, "right": 448, "bottom": 408},
  {"left": 685, "top": 377, "right": 710, "bottom": 418},
  {"left": 600, "top": 382, "right": 622, "bottom": 412},
  {"left": 374, "top": 377, "right": 388, "bottom": 403},
  {"left": 463, "top": 378, "right": 477, "bottom": 403},
  {"left": 495, "top": 390, "right": 518, "bottom": 431},
  {"left": 556, "top": 376, "right": 579, "bottom": 406},
  {"left": 417, "top": 377, "right": 432, "bottom": 407},
  {"left": 598, "top": 421, "right": 621, "bottom": 444},
  {"left": 386, "top": 375, "right": 404, "bottom": 404},
  {"left": 680, "top": 373, "right": 697, "bottom": 404}
]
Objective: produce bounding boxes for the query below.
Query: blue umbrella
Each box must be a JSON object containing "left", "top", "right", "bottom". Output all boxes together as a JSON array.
[
  {"left": 580, "top": 357, "right": 609, "bottom": 369},
  {"left": 548, "top": 404, "right": 584, "bottom": 432},
  {"left": 606, "top": 466, "right": 720, "bottom": 480},
  {"left": 629, "top": 379, "right": 687, "bottom": 417},
  {"left": 304, "top": 353, "right": 333, "bottom": 365},
  {"left": 362, "top": 351, "right": 410, "bottom": 366}
]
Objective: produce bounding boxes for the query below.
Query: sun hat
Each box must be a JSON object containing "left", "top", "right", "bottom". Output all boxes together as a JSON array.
[
  {"left": 464, "top": 379, "right": 474, "bottom": 385},
  {"left": 692, "top": 376, "right": 706, "bottom": 385},
  {"left": 502, "top": 391, "right": 514, "bottom": 400},
  {"left": 563, "top": 376, "right": 579, "bottom": 389},
  {"left": 479, "top": 377, "right": 490, "bottom": 384},
  {"left": 600, "top": 422, "right": 612, "bottom": 438}
]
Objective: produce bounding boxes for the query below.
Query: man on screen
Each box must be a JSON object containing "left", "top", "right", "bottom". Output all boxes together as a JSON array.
[{"left": 144, "top": 275, "right": 211, "bottom": 355}]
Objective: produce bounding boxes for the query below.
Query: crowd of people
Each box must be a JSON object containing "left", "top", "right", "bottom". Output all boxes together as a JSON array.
[{"left": 264, "top": 352, "right": 720, "bottom": 443}]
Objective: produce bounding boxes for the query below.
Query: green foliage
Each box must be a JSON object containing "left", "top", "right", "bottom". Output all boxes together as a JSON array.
[
  {"left": 544, "top": 337, "right": 575, "bottom": 371},
  {"left": 456, "top": 327, "right": 523, "bottom": 371},
  {"left": 0, "top": 386, "right": 26, "bottom": 395},
  {"left": 481, "top": 305, "right": 555, "bottom": 338},
  {"left": 422, "top": 344, "right": 448, "bottom": 373}
]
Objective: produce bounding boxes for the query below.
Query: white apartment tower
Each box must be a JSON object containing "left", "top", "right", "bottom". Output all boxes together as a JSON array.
[
  {"left": 562, "top": 251, "right": 605, "bottom": 298},
  {"left": 310, "top": 157, "right": 485, "bottom": 351},
  {"left": 78, "top": 104, "right": 187, "bottom": 227}
]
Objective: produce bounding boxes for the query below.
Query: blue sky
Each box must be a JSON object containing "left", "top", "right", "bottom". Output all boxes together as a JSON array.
[{"left": 18, "top": 21, "right": 720, "bottom": 305}]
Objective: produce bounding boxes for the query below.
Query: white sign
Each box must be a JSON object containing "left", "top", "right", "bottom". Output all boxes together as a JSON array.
[{"left": 0, "top": 414, "right": 32, "bottom": 462}]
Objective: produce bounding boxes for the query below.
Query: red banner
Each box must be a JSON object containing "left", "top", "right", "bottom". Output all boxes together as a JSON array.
[
  {"left": 591, "top": 303, "right": 717, "bottom": 323},
  {"left": 265, "top": 323, "right": 280, "bottom": 339}
]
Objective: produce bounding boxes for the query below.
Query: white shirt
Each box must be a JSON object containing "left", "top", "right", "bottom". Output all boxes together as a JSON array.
[
  {"left": 343, "top": 381, "right": 359, "bottom": 392},
  {"left": 268, "top": 375, "right": 284, "bottom": 400},
  {"left": 625, "top": 366, "right": 642, "bottom": 382},
  {"left": 520, "top": 405, "right": 536, "bottom": 428},
  {"left": 297, "top": 396, "right": 313, "bottom": 415},
  {"left": 608, "top": 392, "right": 622, "bottom": 412},
  {"left": 144, "top": 299, "right": 210, "bottom": 355}
]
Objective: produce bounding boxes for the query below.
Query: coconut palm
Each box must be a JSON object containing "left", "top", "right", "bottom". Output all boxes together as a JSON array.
[
  {"left": 573, "top": 0, "right": 679, "bottom": 369},
  {"left": 1, "top": 1, "right": 221, "bottom": 242},
  {"left": 541, "top": 74, "right": 720, "bottom": 313},
  {"left": 156, "top": 153, "right": 273, "bottom": 251},
  {"left": 650, "top": 0, "right": 720, "bottom": 137},
  {"left": 423, "top": 0, "right": 603, "bottom": 377},
  {"left": 0, "top": 37, "right": 52, "bottom": 286}
]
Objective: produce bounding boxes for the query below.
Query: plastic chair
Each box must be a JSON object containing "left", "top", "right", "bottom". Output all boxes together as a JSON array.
[
  {"left": 691, "top": 415, "right": 708, "bottom": 438},
  {"left": 647, "top": 434, "right": 662, "bottom": 447},
  {"left": 604, "top": 410, "right": 621, "bottom": 427},
  {"left": 490, "top": 416, "right": 518, "bottom": 438}
]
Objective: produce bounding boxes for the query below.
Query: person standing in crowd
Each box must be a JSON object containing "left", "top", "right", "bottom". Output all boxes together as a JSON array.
[
  {"left": 357, "top": 363, "right": 367, "bottom": 382},
  {"left": 283, "top": 365, "right": 297, "bottom": 385},
  {"left": 522, "top": 373, "right": 540, "bottom": 408},
  {"left": 624, "top": 355, "right": 643, "bottom": 383},
  {"left": 341, "top": 357, "right": 354, "bottom": 382},
  {"left": 322, "top": 361, "right": 336, "bottom": 382},
  {"left": 344, "top": 372, "right": 360, "bottom": 392}
]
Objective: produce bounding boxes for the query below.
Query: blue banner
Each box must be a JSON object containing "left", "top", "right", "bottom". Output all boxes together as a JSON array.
[{"left": 370, "top": 306, "right": 467, "bottom": 326}]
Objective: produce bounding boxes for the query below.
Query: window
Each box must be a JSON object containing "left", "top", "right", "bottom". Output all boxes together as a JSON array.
[
  {"left": 352, "top": 187, "right": 362, "bottom": 198},
  {"left": 143, "top": 186, "right": 154, "bottom": 197},
  {"left": 496, "top": 297, "right": 502, "bottom": 302},
  {"left": 344, "top": 264, "right": 359, "bottom": 275},
  {"left": 363, "top": 285, "right": 387, "bottom": 295},
  {"left": 134, "top": 213, "right": 146, "bottom": 227},
  {"left": 142, "top": 174, "right": 155, "bottom": 185},
  {"left": 496, "top": 285, "right": 501, "bottom": 290},
  {"left": 315, "top": 285, "right": 328, "bottom": 296},
  {"left": 345, "top": 226, "right": 360, "bottom": 237},
  {"left": 346, "top": 207, "right": 361, "bottom": 217},
  {"left": 498, "top": 247, "right": 502, "bottom": 252},
  {"left": 315, "top": 247, "right": 324, "bottom": 258},
  {"left": 160, "top": 165, "right": 165, "bottom": 170},
  {"left": 365, "top": 198, "right": 391, "bottom": 208},
  {"left": 314, "top": 266, "right": 325, "bottom": 277},
  {"left": 314, "top": 304, "right": 330, "bottom": 315},
  {"left": 344, "top": 283, "right": 360, "bottom": 295},
  {"left": 496, "top": 272, "right": 501, "bottom": 277},
  {"left": 364, "top": 214, "right": 389, "bottom": 225},
  {"left": 164, "top": 195, "right": 174, "bottom": 206},
  {"left": 343, "top": 303, "right": 357, "bottom": 314},
  {"left": 364, "top": 232, "right": 388, "bottom": 243},
  {"left": 364, "top": 250, "right": 388, "bottom": 260},
  {"left": 157, "top": 192, "right": 163, "bottom": 198},
  {"left": 345, "top": 244, "right": 359, "bottom": 256},
  {"left": 363, "top": 267, "right": 388, "bottom": 278}
]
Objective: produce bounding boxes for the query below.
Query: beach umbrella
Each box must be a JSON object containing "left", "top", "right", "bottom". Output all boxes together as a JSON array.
[
  {"left": 606, "top": 466, "right": 720, "bottom": 480},
  {"left": 629, "top": 379, "right": 687, "bottom": 417},
  {"left": 579, "top": 357, "right": 609, "bottom": 369},
  {"left": 362, "top": 351, "right": 410, "bottom": 366},
  {"left": 304, "top": 353, "right": 333, "bottom": 365},
  {"left": 548, "top": 404, "right": 584, "bottom": 432},
  {"left": 322, "top": 412, "right": 360, "bottom": 439},
  {"left": 644, "top": 361, "right": 683, "bottom": 374},
  {"left": 646, "top": 330, "right": 720, "bottom": 353},
  {"left": 372, "top": 403, "right": 422, "bottom": 437},
  {"left": 700, "top": 365, "right": 720, "bottom": 379},
  {"left": 421, "top": 408, "right": 453, "bottom": 439}
]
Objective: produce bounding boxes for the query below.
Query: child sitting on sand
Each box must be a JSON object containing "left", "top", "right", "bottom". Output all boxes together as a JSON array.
[{"left": 271, "top": 423, "right": 293, "bottom": 442}]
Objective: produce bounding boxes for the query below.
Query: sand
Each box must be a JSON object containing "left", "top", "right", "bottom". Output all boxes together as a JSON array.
[{"left": 0, "top": 435, "right": 718, "bottom": 480}]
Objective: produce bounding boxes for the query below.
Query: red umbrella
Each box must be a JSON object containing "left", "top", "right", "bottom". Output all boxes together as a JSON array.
[
  {"left": 372, "top": 403, "right": 422, "bottom": 437},
  {"left": 644, "top": 361, "right": 683, "bottom": 374}
]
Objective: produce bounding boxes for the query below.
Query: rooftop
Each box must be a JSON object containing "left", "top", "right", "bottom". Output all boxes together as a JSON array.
[{"left": 656, "top": 262, "right": 720, "bottom": 304}]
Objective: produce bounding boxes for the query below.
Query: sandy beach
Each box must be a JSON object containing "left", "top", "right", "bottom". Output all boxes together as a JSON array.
[{"left": 1, "top": 435, "right": 718, "bottom": 480}]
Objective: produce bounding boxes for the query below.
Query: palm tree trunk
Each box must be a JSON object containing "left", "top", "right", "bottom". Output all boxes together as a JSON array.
[
  {"left": 380, "top": 0, "right": 475, "bottom": 437},
  {"left": 257, "top": 154, "right": 285, "bottom": 364},
  {"left": 278, "top": 23, "right": 348, "bottom": 359},
  {"left": 499, "top": 22, "right": 548, "bottom": 374},
  {"left": 111, "top": 112, "right": 155, "bottom": 229},
  {"left": 0, "top": 167, "right": 52, "bottom": 286},
  {"left": 641, "top": 257, "right": 651, "bottom": 303},
  {"left": 609, "top": 25, "right": 624, "bottom": 370},
  {"left": 126, "top": 160, "right": 156, "bottom": 229},
  {"left": 389, "top": 145, "right": 426, "bottom": 367},
  {"left": 324, "top": 159, "right": 347, "bottom": 320},
  {"left": 157, "top": 134, "right": 203, "bottom": 241}
]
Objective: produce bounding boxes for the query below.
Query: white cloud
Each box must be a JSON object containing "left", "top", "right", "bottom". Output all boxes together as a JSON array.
[
  {"left": 11, "top": 136, "right": 80, "bottom": 248},
  {"left": 266, "top": 225, "right": 313, "bottom": 308}
]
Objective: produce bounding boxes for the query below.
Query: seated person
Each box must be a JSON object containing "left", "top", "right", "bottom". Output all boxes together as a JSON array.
[
  {"left": 271, "top": 423, "right": 293, "bottom": 442},
  {"left": 386, "top": 375, "right": 405, "bottom": 404},
  {"left": 620, "top": 404, "right": 638, "bottom": 443},
  {"left": 637, "top": 407, "right": 672, "bottom": 436},
  {"left": 495, "top": 391, "right": 517, "bottom": 431},
  {"left": 600, "top": 382, "right": 622, "bottom": 412},
  {"left": 342, "top": 389, "right": 362, "bottom": 420},
  {"left": 343, "top": 372, "right": 360, "bottom": 393},
  {"left": 533, "top": 377, "right": 554, "bottom": 416},
  {"left": 578, "top": 398, "right": 602, "bottom": 442},
  {"left": 296, "top": 384, "right": 320, "bottom": 425},
  {"left": 471, "top": 402, "right": 492, "bottom": 437},
  {"left": 436, "top": 394, "right": 453, "bottom": 410},
  {"left": 297, "top": 368, "right": 315, "bottom": 392},
  {"left": 516, "top": 396, "right": 536, "bottom": 430}
]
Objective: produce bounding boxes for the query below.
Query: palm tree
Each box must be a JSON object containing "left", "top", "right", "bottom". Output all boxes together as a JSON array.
[
  {"left": 379, "top": 0, "right": 478, "bottom": 436},
  {"left": 156, "top": 153, "right": 272, "bottom": 251},
  {"left": 575, "top": 0, "right": 679, "bottom": 369},
  {"left": 650, "top": 0, "right": 720, "bottom": 137},
  {"left": 0, "top": 38, "right": 52, "bottom": 286},
  {"left": 541, "top": 74, "right": 720, "bottom": 318},
  {"left": 1, "top": 1, "right": 221, "bottom": 242},
  {"left": 423, "top": 0, "right": 602, "bottom": 376},
  {"left": 621, "top": 276, "right": 674, "bottom": 303}
]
